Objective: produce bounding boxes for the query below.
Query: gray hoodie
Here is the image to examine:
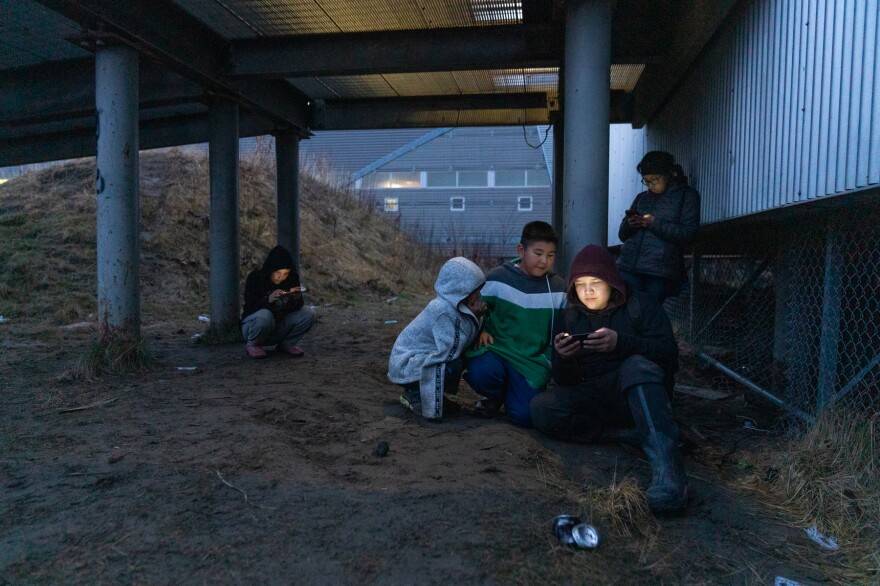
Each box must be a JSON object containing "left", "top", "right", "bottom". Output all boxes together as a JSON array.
[{"left": 388, "top": 257, "right": 486, "bottom": 419}]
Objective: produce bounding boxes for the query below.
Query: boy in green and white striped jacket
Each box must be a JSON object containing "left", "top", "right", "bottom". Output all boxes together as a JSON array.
[{"left": 464, "top": 221, "right": 567, "bottom": 427}]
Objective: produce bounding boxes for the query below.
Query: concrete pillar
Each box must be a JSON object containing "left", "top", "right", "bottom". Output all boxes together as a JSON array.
[
  {"left": 551, "top": 110, "right": 564, "bottom": 238},
  {"left": 208, "top": 99, "right": 241, "bottom": 338},
  {"left": 561, "top": 0, "right": 613, "bottom": 272},
  {"left": 95, "top": 45, "right": 140, "bottom": 342},
  {"left": 275, "top": 131, "right": 301, "bottom": 273}
]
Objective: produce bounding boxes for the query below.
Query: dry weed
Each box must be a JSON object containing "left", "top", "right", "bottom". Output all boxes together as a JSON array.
[
  {"left": 0, "top": 150, "right": 443, "bottom": 331},
  {"left": 748, "top": 408, "right": 879, "bottom": 582},
  {"left": 580, "top": 473, "right": 659, "bottom": 540}
]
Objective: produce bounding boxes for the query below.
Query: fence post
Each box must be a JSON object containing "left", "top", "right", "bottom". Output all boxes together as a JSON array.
[
  {"left": 772, "top": 233, "right": 792, "bottom": 394},
  {"left": 817, "top": 217, "right": 843, "bottom": 410}
]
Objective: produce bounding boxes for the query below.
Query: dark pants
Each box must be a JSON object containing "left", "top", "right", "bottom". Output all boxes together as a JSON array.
[
  {"left": 620, "top": 270, "right": 672, "bottom": 304},
  {"left": 464, "top": 351, "right": 542, "bottom": 428},
  {"left": 530, "top": 355, "right": 666, "bottom": 442},
  {"left": 401, "top": 358, "right": 465, "bottom": 396}
]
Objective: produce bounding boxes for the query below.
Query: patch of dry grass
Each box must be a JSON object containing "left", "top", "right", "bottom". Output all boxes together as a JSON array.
[
  {"left": 748, "top": 408, "right": 879, "bottom": 583},
  {"left": 0, "top": 150, "right": 443, "bottom": 330},
  {"left": 580, "top": 473, "right": 659, "bottom": 540}
]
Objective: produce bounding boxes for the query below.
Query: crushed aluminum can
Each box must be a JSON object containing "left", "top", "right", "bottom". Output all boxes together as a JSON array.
[
  {"left": 571, "top": 523, "right": 600, "bottom": 549},
  {"left": 553, "top": 515, "right": 581, "bottom": 545}
]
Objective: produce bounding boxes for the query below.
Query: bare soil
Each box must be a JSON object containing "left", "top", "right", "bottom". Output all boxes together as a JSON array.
[{"left": 0, "top": 295, "right": 847, "bottom": 585}]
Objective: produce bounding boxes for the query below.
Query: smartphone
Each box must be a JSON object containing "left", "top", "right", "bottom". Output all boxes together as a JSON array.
[{"left": 568, "top": 331, "right": 594, "bottom": 342}]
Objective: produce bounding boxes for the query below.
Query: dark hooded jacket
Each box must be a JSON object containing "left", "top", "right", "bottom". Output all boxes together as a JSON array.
[
  {"left": 617, "top": 183, "right": 700, "bottom": 281},
  {"left": 242, "top": 246, "right": 303, "bottom": 321},
  {"left": 552, "top": 245, "right": 678, "bottom": 385}
]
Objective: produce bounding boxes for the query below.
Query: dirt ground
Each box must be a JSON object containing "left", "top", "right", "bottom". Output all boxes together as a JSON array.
[{"left": 1, "top": 295, "right": 846, "bottom": 585}]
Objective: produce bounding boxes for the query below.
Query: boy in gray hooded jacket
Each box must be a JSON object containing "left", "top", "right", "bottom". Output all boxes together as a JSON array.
[{"left": 388, "top": 257, "right": 487, "bottom": 421}]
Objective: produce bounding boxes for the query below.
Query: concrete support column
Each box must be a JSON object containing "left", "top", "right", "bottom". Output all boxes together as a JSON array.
[
  {"left": 208, "top": 99, "right": 241, "bottom": 338},
  {"left": 95, "top": 45, "right": 140, "bottom": 342},
  {"left": 275, "top": 131, "right": 301, "bottom": 273},
  {"left": 561, "top": 0, "right": 613, "bottom": 272},
  {"left": 551, "top": 110, "right": 564, "bottom": 236}
]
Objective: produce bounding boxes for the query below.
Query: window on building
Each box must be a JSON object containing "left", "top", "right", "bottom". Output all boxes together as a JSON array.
[
  {"left": 457, "top": 171, "right": 488, "bottom": 187},
  {"left": 517, "top": 196, "right": 533, "bottom": 211},
  {"left": 450, "top": 197, "right": 465, "bottom": 211},
  {"left": 364, "top": 171, "right": 420, "bottom": 189},
  {"left": 495, "top": 170, "right": 526, "bottom": 187},
  {"left": 384, "top": 197, "right": 399, "bottom": 212},
  {"left": 426, "top": 171, "right": 456, "bottom": 187},
  {"left": 527, "top": 170, "right": 551, "bottom": 186}
]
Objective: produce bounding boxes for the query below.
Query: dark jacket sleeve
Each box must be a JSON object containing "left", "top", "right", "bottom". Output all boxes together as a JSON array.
[
  {"left": 550, "top": 310, "right": 585, "bottom": 386},
  {"left": 646, "top": 188, "right": 700, "bottom": 244},
  {"left": 242, "top": 270, "right": 269, "bottom": 319},
  {"left": 614, "top": 295, "right": 679, "bottom": 375},
  {"left": 618, "top": 194, "right": 642, "bottom": 242}
]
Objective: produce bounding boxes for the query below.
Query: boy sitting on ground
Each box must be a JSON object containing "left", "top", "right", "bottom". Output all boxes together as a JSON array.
[
  {"left": 530, "top": 244, "right": 688, "bottom": 513},
  {"left": 388, "top": 257, "right": 487, "bottom": 421},
  {"left": 464, "top": 221, "right": 567, "bottom": 428}
]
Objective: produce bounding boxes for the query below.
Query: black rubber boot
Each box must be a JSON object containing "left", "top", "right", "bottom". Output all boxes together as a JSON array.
[{"left": 626, "top": 384, "right": 689, "bottom": 513}]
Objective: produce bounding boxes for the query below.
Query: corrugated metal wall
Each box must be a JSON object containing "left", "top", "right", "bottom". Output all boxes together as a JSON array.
[{"left": 647, "top": 0, "right": 880, "bottom": 223}]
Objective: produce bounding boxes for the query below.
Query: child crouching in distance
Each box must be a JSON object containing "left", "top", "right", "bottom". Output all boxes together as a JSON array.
[
  {"left": 241, "top": 245, "right": 316, "bottom": 359},
  {"left": 388, "top": 257, "right": 487, "bottom": 421},
  {"left": 529, "top": 244, "right": 689, "bottom": 513}
]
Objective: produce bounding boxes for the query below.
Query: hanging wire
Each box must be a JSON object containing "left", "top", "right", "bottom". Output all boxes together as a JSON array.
[{"left": 523, "top": 124, "right": 552, "bottom": 148}]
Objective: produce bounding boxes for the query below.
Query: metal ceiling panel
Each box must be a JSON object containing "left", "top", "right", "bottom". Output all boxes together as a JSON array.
[
  {"left": 288, "top": 68, "right": 561, "bottom": 103},
  {"left": 173, "top": 0, "right": 533, "bottom": 38},
  {"left": 383, "top": 72, "right": 465, "bottom": 96},
  {"left": 610, "top": 64, "right": 645, "bottom": 92},
  {"left": 0, "top": 1, "right": 89, "bottom": 69}
]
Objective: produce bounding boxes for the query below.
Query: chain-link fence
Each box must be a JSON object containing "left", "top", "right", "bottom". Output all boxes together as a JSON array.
[{"left": 666, "top": 197, "right": 880, "bottom": 430}]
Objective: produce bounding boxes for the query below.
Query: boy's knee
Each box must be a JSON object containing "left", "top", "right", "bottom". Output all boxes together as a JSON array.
[
  {"left": 618, "top": 355, "right": 665, "bottom": 390},
  {"left": 529, "top": 392, "right": 552, "bottom": 431},
  {"left": 506, "top": 407, "right": 533, "bottom": 428}
]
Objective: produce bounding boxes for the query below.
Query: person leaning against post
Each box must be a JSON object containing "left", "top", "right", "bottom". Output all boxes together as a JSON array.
[
  {"left": 530, "top": 244, "right": 689, "bottom": 513},
  {"left": 617, "top": 150, "right": 701, "bottom": 304},
  {"left": 240, "top": 245, "right": 316, "bottom": 359},
  {"left": 463, "top": 221, "right": 567, "bottom": 428},
  {"left": 387, "top": 257, "right": 487, "bottom": 421}
]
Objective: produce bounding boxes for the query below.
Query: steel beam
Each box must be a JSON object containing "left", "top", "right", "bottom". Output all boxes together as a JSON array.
[
  {"left": 0, "top": 112, "right": 276, "bottom": 167},
  {"left": 0, "top": 58, "right": 204, "bottom": 127},
  {"left": 630, "top": 0, "right": 738, "bottom": 127},
  {"left": 34, "top": 0, "right": 310, "bottom": 131},
  {"left": 230, "top": 24, "right": 563, "bottom": 79}
]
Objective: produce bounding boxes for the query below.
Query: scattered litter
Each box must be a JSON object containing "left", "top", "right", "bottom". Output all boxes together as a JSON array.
[
  {"left": 384, "top": 320, "right": 398, "bottom": 325},
  {"left": 59, "top": 396, "right": 119, "bottom": 414},
  {"left": 775, "top": 577, "right": 802, "bottom": 586},
  {"left": 176, "top": 366, "right": 199, "bottom": 375},
  {"left": 59, "top": 321, "right": 95, "bottom": 331},
  {"left": 805, "top": 526, "right": 839, "bottom": 551},
  {"left": 372, "top": 441, "right": 389, "bottom": 457},
  {"left": 385, "top": 295, "right": 398, "bottom": 304},
  {"left": 738, "top": 416, "right": 770, "bottom": 432},
  {"left": 190, "top": 333, "right": 202, "bottom": 340},
  {"left": 0, "top": 315, "right": 8, "bottom": 324},
  {"left": 198, "top": 314, "right": 210, "bottom": 322},
  {"left": 553, "top": 515, "right": 599, "bottom": 549},
  {"left": 674, "top": 384, "right": 730, "bottom": 400}
]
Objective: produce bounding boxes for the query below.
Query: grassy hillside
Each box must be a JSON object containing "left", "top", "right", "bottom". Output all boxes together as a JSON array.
[{"left": 0, "top": 150, "right": 442, "bottom": 326}]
